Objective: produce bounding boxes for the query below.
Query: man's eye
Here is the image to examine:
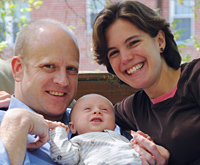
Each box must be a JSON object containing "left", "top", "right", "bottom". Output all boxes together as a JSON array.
[
  {"left": 44, "top": 64, "right": 54, "bottom": 68},
  {"left": 67, "top": 67, "right": 75, "bottom": 71},
  {"left": 66, "top": 67, "right": 78, "bottom": 75}
]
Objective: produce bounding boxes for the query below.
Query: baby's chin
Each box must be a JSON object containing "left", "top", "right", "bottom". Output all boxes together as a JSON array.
[{"left": 80, "top": 129, "right": 105, "bottom": 134}]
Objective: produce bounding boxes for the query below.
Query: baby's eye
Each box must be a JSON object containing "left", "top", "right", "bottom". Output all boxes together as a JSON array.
[
  {"left": 84, "top": 108, "right": 91, "bottom": 111},
  {"left": 102, "top": 108, "right": 108, "bottom": 111}
]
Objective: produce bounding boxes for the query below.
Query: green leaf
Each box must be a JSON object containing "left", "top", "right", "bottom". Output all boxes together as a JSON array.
[
  {"left": 69, "top": 25, "right": 76, "bottom": 30},
  {"left": 0, "top": 41, "right": 8, "bottom": 51}
]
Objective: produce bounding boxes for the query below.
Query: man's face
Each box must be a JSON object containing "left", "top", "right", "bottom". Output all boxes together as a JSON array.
[{"left": 15, "top": 27, "right": 79, "bottom": 121}]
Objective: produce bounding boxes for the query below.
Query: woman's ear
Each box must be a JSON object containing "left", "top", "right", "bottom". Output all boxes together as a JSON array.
[
  {"left": 11, "top": 56, "right": 23, "bottom": 82},
  {"left": 69, "top": 121, "right": 77, "bottom": 134},
  {"left": 157, "top": 30, "right": 166, "bottom": 50}
]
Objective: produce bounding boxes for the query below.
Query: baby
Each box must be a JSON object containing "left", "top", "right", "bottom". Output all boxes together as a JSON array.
[{"left": 50, "top": 94, "right": 142, "bottom": 165}]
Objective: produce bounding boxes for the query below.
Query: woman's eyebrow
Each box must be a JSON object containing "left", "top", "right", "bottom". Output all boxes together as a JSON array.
[
  {"left": 124, "top": 35, "right": 140, "bottom": 44},
  {"left": 107, "top": 35, "right": 141, "bottom": 52}
]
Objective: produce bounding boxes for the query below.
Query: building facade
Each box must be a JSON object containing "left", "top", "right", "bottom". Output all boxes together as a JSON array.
[{"left": 1, "top": 0, "right": 200, "bottom": 71}]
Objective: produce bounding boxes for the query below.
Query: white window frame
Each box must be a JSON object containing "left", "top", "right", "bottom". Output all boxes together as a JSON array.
[
  {"left": 0, "top": 2, "right": 13, "bottom": 45},
  {"left": 0, "top": 1, "right": 29, "bottom": 46},
  {"left": 169, "top": 0, "right": 194, "bottom": 45},
  {"left": 86, "top": 0, "right": 106, "bottom": 32}
]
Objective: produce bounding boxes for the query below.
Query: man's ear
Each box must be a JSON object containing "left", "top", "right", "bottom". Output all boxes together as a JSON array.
[
  {"left": 69, "top": 121, "right": 77, "bottom": 134},
  {"left": 11, "top": 56, "right": 24, "bottom": 82}
]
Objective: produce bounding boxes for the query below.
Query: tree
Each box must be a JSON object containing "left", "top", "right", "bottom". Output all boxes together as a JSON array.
[{"left": 0, "top": 0, "right": 43, "bottom": 56}]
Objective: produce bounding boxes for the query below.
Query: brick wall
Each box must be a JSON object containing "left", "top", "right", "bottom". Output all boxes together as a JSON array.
[
  {"left": 2, "top": 0, "right": 200, "bottom": 70},
  {"left": 30, "top": 0, "right": 199, "bottom": 71}
]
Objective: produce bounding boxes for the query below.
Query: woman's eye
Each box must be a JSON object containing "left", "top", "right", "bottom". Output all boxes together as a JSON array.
[
  {"left": 129, "top": 40, "right": 139, "bottom": 47},
  {"left": 108, "top": 50, "right": 119, "bottom": 58}
]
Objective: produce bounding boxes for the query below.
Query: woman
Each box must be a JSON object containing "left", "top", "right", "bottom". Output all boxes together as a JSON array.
[{"left": 93, "top": 1, "right": 200, "bottom": 165}]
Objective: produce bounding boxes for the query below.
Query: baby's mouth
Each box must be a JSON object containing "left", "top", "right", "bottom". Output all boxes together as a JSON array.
[
  {"left": 126, "top": 62, "right": 144, "bottom": 75},
  {"left": 90, "top": 117, "right": 103, "bottom": 122}
]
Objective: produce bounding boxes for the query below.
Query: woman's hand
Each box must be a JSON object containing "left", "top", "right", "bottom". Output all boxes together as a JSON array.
[
  {"left": 0, "top": 91, "right": 11, "bottom": 108},
  {"left": 131, "top": 131, "right": 170, "bottom": 165}
]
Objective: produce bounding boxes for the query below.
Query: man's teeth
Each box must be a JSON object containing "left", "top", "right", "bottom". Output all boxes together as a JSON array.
[
  {"left": 127, "top": 63, "right": 143, "bottom": 75},
  {"left": 49, "top": 91, "right": 65, "bottom": 96}
]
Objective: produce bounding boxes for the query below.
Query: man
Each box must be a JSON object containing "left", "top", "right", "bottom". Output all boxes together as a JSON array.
[{"left": 0, "top": 19, "right": 79, "bottom": 164}]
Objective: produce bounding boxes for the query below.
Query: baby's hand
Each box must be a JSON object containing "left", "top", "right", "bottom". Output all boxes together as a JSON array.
[{"left": 46, "top": 120, "right": 69, "bottom": 132}]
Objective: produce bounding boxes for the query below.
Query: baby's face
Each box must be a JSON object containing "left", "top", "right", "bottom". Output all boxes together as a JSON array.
[{"left": 69, "top": 94, "right": 116, "bottom": 135}]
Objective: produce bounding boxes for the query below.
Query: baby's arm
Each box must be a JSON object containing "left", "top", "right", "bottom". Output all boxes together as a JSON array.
[
  {"left": 47, "top": 120, "right": 69, "bottom": 132},
  {"left": 50, "top": 126, "right": 80, "bottom": 164}
]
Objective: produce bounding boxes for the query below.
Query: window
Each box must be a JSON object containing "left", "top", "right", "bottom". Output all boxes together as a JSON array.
[
  {"left": 0, "top": 1, "right": 30, "bottom": 45},
  {"left": 0, "top": 23, "right": 6, "bottom": 42},
  {"left": 13, "top": 1, "right": 30, "bottom": 43},
  {"left": 86, "top": 0, "right": 106, "bottom": 32},
  {"left": 170, "top": 0, "right": 194, "bottom": 44}
]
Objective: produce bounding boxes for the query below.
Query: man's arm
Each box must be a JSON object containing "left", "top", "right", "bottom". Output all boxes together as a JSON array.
[{"left": 0, "top": 108, "right": 50, "bottom": 165}]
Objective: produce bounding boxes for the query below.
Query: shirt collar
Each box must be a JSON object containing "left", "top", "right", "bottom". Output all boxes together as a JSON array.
[{"left": 8, "top": 95, "right": 70, "bottom": 125}]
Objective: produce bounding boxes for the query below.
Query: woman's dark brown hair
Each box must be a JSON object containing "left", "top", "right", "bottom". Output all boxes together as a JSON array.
[{"left": 92, "top": 1, "right": 181, "bottom": 75}]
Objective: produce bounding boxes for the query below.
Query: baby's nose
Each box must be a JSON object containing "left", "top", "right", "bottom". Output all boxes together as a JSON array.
[{"left": 92, "top": 110, "right": 102, "bottom": 115}]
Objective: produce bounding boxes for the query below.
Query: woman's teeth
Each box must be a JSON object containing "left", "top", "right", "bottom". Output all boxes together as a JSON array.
[{"left": 127, "top": 63, "right": 143, "bottom": 75}]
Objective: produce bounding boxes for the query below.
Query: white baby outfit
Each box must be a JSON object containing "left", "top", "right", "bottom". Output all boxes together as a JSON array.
[{"left": 50, "top": 126, "right": 142, "bottom": 165}]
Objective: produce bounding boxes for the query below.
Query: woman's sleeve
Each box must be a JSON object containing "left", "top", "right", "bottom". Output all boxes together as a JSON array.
[
  {"left": 181, "top": 59, "right": 200, "bottom": 105},
  {"left": 50, "top": 126, "right": 80, "bottom": 164},
  {"left": 114, "top": 94, "right": 138, "bottom": 131}
]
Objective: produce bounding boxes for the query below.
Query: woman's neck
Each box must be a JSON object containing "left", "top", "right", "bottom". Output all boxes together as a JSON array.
[{"left": 145, "top": 67, "right": 181, "bottom": 99}]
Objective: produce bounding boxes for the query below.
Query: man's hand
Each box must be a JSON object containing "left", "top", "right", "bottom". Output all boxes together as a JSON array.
[
  {"left": 27, "top": 120, "right": 70, "bottom": 150},
  {"left": 0, "top": 108, "right": 50, "bottom": 165}
]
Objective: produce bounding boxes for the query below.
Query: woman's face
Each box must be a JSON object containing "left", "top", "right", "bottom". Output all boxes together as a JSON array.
[{"left": 106, "top": 19, "right": 166, "bottom": 90}]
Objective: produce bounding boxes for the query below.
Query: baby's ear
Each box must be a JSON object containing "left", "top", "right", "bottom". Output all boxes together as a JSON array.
[{"left": 69, "top": 122, "right": 77, "bottom": 134}]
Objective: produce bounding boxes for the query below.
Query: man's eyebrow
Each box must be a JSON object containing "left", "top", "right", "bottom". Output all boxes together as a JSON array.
[{"left": 107, "top": 35, "right": 141, "bottom": 52}]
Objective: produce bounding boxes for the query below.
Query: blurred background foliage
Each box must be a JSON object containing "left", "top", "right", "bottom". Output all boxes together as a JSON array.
[
  {"left": 0, "top": 0, "right": 42, "bottom": 52},
  {"left": 0, "top": 0, "right": 199, "bottom": 62}
]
